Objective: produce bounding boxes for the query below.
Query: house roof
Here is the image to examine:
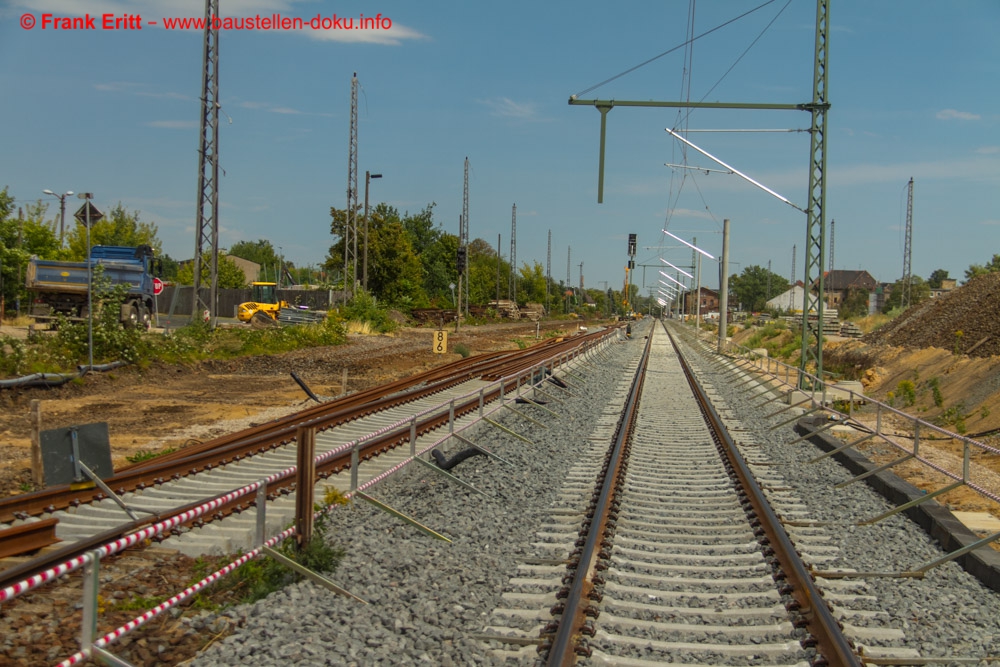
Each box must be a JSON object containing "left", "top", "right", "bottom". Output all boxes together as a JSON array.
[{"left": 817, "top": 270, "right": 877, "bottom": 291}]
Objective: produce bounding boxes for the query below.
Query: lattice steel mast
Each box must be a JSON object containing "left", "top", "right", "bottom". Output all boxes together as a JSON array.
[
  {"left": 902, "top": 177, "right": 914, "bottom": 308},
  {"left": 568, "top": 0, "right": 831, "bottom": 384},
  {"left": 343, "top": 73, "right": 359, "bottom": 302},
  {"left": 798, "top": 0, "right": 831, "bottom": 388},
  {"left": 509, "top": 204, "right": 517, "bottom": 302},
  {"left": 462, "top": 157, "right": 470, "bottom": 315},
  {"left": 546, "top": 229, "right": 552, "bottom": 313},
  {"left": 191, "top": 0, "right": 220, "bottom": 325}
]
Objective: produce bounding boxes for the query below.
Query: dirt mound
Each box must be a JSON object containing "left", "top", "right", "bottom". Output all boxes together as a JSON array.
[{"left": 864, "top": 273, "right": 1000, "bottom": 357}]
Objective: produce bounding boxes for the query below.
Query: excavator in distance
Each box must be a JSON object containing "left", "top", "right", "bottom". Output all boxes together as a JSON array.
[{"left": 237, "top": 282, "right": 288, "bottom": 325}]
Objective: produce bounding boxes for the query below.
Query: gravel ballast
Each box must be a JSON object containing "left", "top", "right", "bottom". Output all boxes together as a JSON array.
[
  {"left": 194, "top": 329, "right": 646, "bottom": 666},
  {"left": 670, "top": 323, "right": 1000, "bottom": 662}
]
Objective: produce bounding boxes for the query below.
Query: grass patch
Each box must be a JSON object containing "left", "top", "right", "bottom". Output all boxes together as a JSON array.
[
  {"left": 126, "top": 448, "right": 177, "bottom": 464},
  {"left": 453, "top": 343, "right": 471, "bottom": 358},
  {"left": 225, "top": 511, "right": 344, "bottom": 604}
]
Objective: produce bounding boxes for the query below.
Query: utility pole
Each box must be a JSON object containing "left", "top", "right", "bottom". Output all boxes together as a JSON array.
[
  {"left": 902, "top": 178, "right": 914, "bottom": 309},
  {"left": 462, "top": 157, "right": 470, "bottom": 316},
  {"left": 343, "top": 73, "right": 359, "bottom": 305},
  {"left": 826, "top": 218, "right": 836, "bottom": 309},
  {"left": 579, "top": 261, "right": 584, "bottom": 293},
  {"left": 496, "top": 233, "right": 502, "bottom": 304},
  {"left": 457, "top": 215, "right": 463, "bottom": 327},
  {"left": 566, "top": 246, "right": 571, "bottom": 314},
  {"left": 191, "top": 0, "right": 220, "bottom": 326},
  {"left": 362, "top": 170, "right": 382, "bottom": 291},
  {"left": 546, "top": 229, "right": 552, "bottom": 315},
  {"left": 509, "top": 203, "right": 517, "bottom": 302},
  {"left": 718, "top": 219, "right": 731, "bottom": 354},
  {"left": 789, "top": 244, "right": 796, "bottom": 311},
  {"left": 767, "top": 259, "right": 772, "bottom": 303}
]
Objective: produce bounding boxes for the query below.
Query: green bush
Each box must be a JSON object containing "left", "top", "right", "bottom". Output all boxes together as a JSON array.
[
  {"left": 896, "top": 380, "right": 916, "bottom": 407},
  {"left": 339, "top": 290, "right": 397, "bottom": 333},
  {"left": 453, "top": 343, "right": 471, "bottom": 358}
]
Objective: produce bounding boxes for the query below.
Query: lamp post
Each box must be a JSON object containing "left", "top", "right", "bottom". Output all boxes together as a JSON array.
[
  {"left": 43, "top": 189, "right": 73, "bottom": 247},
  {"left": 363, "top": 171, "right": 382, "bottom": 292},
  {"left": 76, "top": 193, "right": 96, "bottom": 370}
]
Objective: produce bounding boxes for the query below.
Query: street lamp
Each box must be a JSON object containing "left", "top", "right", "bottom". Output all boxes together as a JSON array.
[
  {"left": 43, "top": 189, "right": 74, "bottom": 246},
  {"left": 363, "top": 171, "right": 382, "bottom": 292},
  {"left": 77, "top": 192, "right": 95, "bottom": 370}
]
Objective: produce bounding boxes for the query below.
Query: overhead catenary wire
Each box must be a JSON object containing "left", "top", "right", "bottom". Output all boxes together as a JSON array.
[{"left": 573, "top": 0, "right": 779, "bottom": 98}]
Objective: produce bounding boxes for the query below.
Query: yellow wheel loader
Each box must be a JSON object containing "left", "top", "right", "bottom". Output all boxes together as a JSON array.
[{"left": 237, "top": 282, "right": 288, "bottom": 325}]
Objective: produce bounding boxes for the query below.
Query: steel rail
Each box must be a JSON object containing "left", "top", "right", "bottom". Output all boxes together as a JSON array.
[
  {"left": 543, "top": 325, "right": 653, "bottom": 665},
  {"left": 667, "top": 326, "right": 862, "bottom": 666}
]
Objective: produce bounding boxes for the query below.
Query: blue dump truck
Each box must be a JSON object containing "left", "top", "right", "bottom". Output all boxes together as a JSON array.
[{"left": 25, "top": 245, "right": 158, "bottom": 328}]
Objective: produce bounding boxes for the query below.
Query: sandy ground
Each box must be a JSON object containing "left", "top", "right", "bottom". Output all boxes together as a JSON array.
[{"left": 0, "top": 320, "right": 576, "bottom": 497}]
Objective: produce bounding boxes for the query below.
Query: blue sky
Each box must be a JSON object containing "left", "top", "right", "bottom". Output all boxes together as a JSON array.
[{"left": 2, "top": 0, "right": 997, "bottom": 296}]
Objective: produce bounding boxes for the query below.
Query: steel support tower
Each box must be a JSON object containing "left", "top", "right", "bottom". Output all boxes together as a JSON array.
[
  {"left": 546, "top": 229, "right": 552, "bottom": 313},
  {"left": 566, "top": 246, "right": 571, "bottom": 313},
  {"left": 509, "top": 204, "right": 517, "bottom": 302},
  {"left": 343, "top": 73, "right": 359, "bottom": 302},
  {"left": 798, "top": 0, "right": 831, "bottom": 388},
  {"left": 462, "top": 157, "right": 470, "bottom": 315},
  {"left": 191, "top": 0, "right": 220, "bottom": 325},
  {"left": 569, "top": 0, "right": 831, "bottom": 384},
  {"left": 902, "top": 177, "right": 914, "bottom": 309}
]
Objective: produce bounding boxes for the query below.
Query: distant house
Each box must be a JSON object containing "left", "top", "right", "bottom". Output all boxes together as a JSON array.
[
  {"left": 814, "top": 270, "right": 878, "bottom": 308},
  {"left": 766, "top": 282, "right": 808, "bottom": 313},
  {"left": 225, "top": 256, "right": 261, "bottom": 286},
  {"left": 684, "top": 287, "right": 719, "bottom": 314},
  {"left": 929, "top": 278, "right": 958, "bottom": 299}
]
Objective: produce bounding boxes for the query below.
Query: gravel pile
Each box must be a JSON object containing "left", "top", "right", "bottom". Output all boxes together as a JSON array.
[
  {"left": 672, "top": 324, "right": 1000, "bottom": 661},
  {"left": 863, "top": 272, "right": 1000, "bottom": 357},
  {"left": 193, "top": 329, "right": 644, "bottom": 666}
]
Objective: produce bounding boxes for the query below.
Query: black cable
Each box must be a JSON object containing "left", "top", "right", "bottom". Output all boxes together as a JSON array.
[{"left": 574, "top": 0, "right": 778, "bottom": 98}]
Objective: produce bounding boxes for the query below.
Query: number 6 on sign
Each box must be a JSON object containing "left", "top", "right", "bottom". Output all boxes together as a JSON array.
[{"left": 433, "top": 330, "right": 448, "bottom": 354}]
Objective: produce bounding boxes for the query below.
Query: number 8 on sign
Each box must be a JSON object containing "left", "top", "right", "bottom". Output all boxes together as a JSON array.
[{"left": 433, "top": 330, "right": 448, "bottom": 354}]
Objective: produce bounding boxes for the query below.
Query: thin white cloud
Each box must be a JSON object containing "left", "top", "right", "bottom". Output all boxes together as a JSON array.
[
  {"left": 95, "top": 82, "right": 190, "bottom": 101},
  {"left": 936, "top": 109, "right": 980, "bottom": 121},
  {"left": 478, "top": 97, "right": 539, "bottom": 120},
  {"left": 145, "top": 120, "right": 197, "bottom": 129},
  {"left": 303, "top": 23, "right": 428, "bottom": 46},
  {"left": 977, "top": 146, "right": 1000, "bottom": 155},
  {"left": 237, "top": 100, "right": 332, "bottom": 117},
  {"left": 982, "top": 219, "right": 1000, "bottom": 226}
]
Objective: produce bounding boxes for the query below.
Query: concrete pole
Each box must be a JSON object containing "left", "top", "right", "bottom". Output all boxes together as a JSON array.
[
  {"left": 717, "top": 218, "right": 730, "bottom": 354},
  {"left": 695, "top": 238, "right": 701, "bottom": 336}
]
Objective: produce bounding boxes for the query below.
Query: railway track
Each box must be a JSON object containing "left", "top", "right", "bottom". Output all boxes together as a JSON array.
[
  {"left": 0, "top": 329, "right": 614, "bottom": 589},
  {"left": 6, "top": 318, "right": 999, "bottom": 666},
  {"left": 484, "top": 320, "right": 862, "bottom": 665}
]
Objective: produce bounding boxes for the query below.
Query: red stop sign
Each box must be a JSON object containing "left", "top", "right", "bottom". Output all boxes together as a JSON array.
[{"left": 152, "top": 277, "right": 164, "bottom": 295}]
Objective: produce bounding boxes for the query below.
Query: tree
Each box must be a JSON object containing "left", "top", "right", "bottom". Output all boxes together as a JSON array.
[
  {"left": 516, "top": 262, "right": 548, "bottom": 305},
  {"left": 0, "top": 189, "right": 65, "bottom": 314},
  {"left": 325, "top": 204, "right": 426, "bottom": 306},
  {"left": 965, "top": 254, "right": 1000, "bottom": 282},
  {"left": 175, "top": 253, "right": 248, "bottom": 288},
  {"left": 228, "top": 239, "right": 280, "bottom": 278},
  {"left": 839, "top": 287, "right": 871, "bottom": 319},
  {"left": 468, "top": 237, "right": 508, "bottom": 306},
  {"left": 882, "top": 275, "right": 930, "bottom": 313},
  {"left": 65, "top": 203, "right": 161, "bottom": 259},
  {"left": 729, "top": 265, "right": 790, "bottom": 312},
  {"left": 927, "top": 268, "right": 950, "bottom": 289}
]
